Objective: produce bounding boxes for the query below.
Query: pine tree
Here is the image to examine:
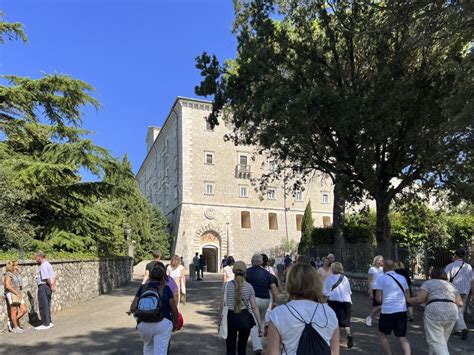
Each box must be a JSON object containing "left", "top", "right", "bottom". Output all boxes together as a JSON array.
[{"left": 298, "top": 201, "right": 314, "bottom": 255}]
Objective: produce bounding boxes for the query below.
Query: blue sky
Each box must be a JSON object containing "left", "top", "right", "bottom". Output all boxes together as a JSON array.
[{"left": 1, "top": 0, "right": 236, "bottom": 176}]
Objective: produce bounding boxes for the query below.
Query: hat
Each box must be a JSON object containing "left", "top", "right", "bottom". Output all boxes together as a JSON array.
[
  {"left": 454, "top": 249, "right": 466, "bottom": 258},
  {"left": 233, "top": 261, "right": 247, "bottom": 274}
]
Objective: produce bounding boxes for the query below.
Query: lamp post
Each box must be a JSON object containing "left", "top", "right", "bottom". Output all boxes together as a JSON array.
[{"left": 124, "top": 223, "right": 133, "bottom": 257}]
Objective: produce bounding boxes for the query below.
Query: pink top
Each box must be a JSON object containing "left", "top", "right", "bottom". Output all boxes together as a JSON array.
[{"left": 318, "top": 267, "right": 333, "bottom": 283}]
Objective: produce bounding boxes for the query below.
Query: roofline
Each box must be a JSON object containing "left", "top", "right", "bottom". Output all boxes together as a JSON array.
[{"left": 136, "top": 96, "right": 212, "bottom": 177}]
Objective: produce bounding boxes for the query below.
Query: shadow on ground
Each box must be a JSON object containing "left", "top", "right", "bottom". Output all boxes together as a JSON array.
[{"left": 1, "top": 327, "right": 142, "bottom": 355}]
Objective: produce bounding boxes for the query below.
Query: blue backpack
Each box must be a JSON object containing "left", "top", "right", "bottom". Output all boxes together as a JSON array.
[{"left": 135, "top": 283, "right": 165, "bottom": 323}]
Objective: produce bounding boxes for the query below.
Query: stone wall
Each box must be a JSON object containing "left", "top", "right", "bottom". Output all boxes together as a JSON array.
[{"left": 0, "top": 257, "right": 133, "bottom": 333}]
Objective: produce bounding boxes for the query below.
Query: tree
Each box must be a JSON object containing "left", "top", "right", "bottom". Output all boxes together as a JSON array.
[
  {"left": 0, "top": 15, "right": 170, "bottom": 258},
  {"left": 195, "top": 0, "right": 473, "bottom": 255},
  {"left": 298, "top": 201, "right": 314, "bottom": 254}
]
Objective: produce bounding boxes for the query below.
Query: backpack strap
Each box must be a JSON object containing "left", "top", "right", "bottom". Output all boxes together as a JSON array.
[
  {"left": 286, "top": 302, "right": 328, "bottom": 328},
  {"left": 449, "top": 261, "right": 465, "bottom": 283},
  {"left": 331, "top": 275, "right": 345, "bottom": 291},
  {"left": 387, "top": 273, "right": 407, "bottom": 300}
]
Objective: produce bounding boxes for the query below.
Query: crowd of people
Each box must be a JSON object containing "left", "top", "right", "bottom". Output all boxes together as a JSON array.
[{"left": 218, "top": 248, "right": 473, "bottom": 355}]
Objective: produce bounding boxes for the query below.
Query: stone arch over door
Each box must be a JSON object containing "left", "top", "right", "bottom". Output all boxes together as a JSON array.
[{"left": 195, "top": 226, "right": 222, "bottom": 273}]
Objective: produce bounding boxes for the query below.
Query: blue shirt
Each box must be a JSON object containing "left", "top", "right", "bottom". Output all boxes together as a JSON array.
[
  {"left": 246, "top": 266, "right": 274, "bottom": 299},
  {"left": 37, "top": 261, "right": 55, "bottom": 285},
  {"left": 135, "top": 281, "right": 174, "bottom": 320}
]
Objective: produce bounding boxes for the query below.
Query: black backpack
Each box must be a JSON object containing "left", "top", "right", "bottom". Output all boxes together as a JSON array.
[
  {"left": 284, "top": 303, "right": 331, "bottom": 355},
  {"left": 135, "top": 283, "right": 165, "bottom": 323}
]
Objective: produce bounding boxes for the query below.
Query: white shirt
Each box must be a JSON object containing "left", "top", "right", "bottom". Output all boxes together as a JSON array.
[
  {"left": 223, "top": 265, "right": 234, "bottom": 281},
  {"left": 445, "top": 259, "right": 473, "bottom": 295},
  {"left": 323, "top": 275, "right": 352, "bottom": 303},
  {"left": 368, "top": 266, "right": 384, "bottom": 289},
  {"left": 374, "top": 271, "right": 408, "bottom": 314},
  {"left": 269, "top": 300, "right": 338, "bottom": 354},
  {"left": 167, "top": 265, "right": 184, "bottom": 280}
]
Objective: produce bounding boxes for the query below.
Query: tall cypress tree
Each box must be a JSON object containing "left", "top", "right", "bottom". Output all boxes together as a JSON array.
[{"left": 298, "top": 201, "right": 314, "bottom": 255}]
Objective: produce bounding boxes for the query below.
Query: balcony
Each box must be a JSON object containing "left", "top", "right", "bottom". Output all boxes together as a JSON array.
[{"left": 235, "top": 164, "right": 251, "bottom": 179}]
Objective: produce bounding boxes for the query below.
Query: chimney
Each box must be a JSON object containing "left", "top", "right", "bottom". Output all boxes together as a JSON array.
[{"left": 146, "top": 126, "right": 161, "bottom": 152}]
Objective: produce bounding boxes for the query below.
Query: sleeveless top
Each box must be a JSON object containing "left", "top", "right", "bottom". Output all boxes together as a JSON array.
[{"left": 5, "top": 271, "right": 22, "bottom": 292}]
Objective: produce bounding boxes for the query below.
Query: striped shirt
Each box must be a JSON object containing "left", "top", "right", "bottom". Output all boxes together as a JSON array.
[
  {"left": 222, "top": 280, "right": 255, "bottom": 311},
  {"left": 445, "top": 260, "right": 473, "bottom": 294}
]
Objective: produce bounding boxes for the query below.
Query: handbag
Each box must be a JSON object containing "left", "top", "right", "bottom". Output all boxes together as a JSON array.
[
  {"left": 218, "top": 282, "right": 229, "bottom": 339},
  {"left": 11, "top": 293, "right": 21, "bottom": 306}
]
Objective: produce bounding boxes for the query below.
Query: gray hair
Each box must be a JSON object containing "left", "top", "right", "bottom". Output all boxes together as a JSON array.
[
  {"left": 36, "top": 251, "right": 46, "bottom": 258},
  {"left": 251, "top": 254, "right": 263, "bottom": 265}
]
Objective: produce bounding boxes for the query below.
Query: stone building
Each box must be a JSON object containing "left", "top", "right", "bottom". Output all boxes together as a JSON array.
[{"left": 136, "top": 97, "right": 333, "bottom": 271}]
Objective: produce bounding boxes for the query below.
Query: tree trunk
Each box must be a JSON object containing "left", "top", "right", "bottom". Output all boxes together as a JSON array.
[
  {"left": 332, "top": 177, "right": 346, "bottom": 262},
  {"left": 375, "top": 196, "right": 391, "bottom": 258}
]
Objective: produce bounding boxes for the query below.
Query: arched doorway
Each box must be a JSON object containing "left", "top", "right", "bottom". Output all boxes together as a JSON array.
[
  {"left": 202, "top": 245, "right": 218, "bottom": 272},
  {"left": 200, "top": 231, "right": 220, "bottom": 273}
]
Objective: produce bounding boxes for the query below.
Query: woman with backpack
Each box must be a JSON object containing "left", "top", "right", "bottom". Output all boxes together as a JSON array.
[
  {"left": 323, "top": 262, "right": 353, "bottom": 349},
  {"left": 267, "top": 263, "right": 339, "bottom": 355},
  {"left": 130, "top": 265, "right": 179, "bottom": 355},
  {"left": 220, "top": 260, "right": 264, "bottom": 355}
]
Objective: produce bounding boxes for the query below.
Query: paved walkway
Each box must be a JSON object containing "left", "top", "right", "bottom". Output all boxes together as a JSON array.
[{"left": 1, "top": 274, "right": 473, "bottom": 354}]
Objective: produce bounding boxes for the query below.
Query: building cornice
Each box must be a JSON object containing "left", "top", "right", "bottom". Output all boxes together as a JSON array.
[{"left": 136, "top": 96, "right": 212, "bottom": 177}]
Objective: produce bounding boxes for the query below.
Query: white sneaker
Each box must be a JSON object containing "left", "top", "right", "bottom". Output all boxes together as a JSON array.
[
  {"left": 365, "top": 316, "right": 372, "bottom": 327},
  {"left": 12, "top": 327, "right": 25, "bottom": 334},
  {"left": 48, "top": 323, "right": 54, "bottom": 328},
  {"left": 35, "top": 325, "right": 48, "bottom": 330},
  {"left": 7, "top": 320, "right": 13, "bottom": 332}
]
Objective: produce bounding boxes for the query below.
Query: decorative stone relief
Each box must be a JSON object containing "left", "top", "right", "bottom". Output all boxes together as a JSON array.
[{"left": 204, "top": 208, "right": 216, "bottom": 220}]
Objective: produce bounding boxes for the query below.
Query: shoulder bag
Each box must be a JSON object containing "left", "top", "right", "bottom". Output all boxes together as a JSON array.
[
  {"left": 218, "top": 282, "right": 229, "bottom": 339},
  {"left": 449, "top": 261, "right": 465, "bottom": 283},
  {"left": 387, "top": 273, "right": 407, "bottom": 300}
]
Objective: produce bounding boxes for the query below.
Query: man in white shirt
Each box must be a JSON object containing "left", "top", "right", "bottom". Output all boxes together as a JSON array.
[
  {"left": 374, "top": 260, "right": 411, "bottom": 355},
  {"left": 444, "top": 248, "right": 474, "bottom": 340}
]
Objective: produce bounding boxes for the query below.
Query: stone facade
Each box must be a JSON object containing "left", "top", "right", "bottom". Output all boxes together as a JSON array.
[
  {"left": 137, "top": 97, "right": 334, "bottom": 270},
  {"left": 0, "top": 257, "right": 133, "bottom": 333}
]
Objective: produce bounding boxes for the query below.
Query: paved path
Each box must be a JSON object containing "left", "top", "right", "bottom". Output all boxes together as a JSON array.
[{"left": 1, "top": 274, "right": 473, "bottom": 354}]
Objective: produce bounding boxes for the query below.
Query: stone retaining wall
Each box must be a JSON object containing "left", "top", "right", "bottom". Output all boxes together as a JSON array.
[{"left": 0, "top": 257, "right": 133, "bottom": 333}]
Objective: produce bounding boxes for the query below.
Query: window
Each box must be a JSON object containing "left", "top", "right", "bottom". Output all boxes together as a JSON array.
[
  {"left": 205, "top": 118, "right": 214, "bottom": 131},
  {"left": 239, "top": 155, "right": 248, "bottom": 166},
  {"left": 165, "top": 168, "right": 169, "bottom": 178},
  {"left": 165, "top": 139, "right": 169, "bottom": 152},
  {"left": 241, "top": 211, "right": 251, "bottom": 229},
  {"left": 239, "top": 186, "right": 248, "bottom": 198},
  {"left": 205, "top": 152, "right": 214, "bottom": 165},
  {"left": 268, "top": 159, "right": 277, "bottom": 171},
  {"left": 267, "top": 188, "right": 276, "bottom": 200},
  {"left": 268, "top": 213, "right": 278, "bottom": 230},
  {"left": 205, "top": 182, "right": 214, "bottom": 195},
  {"left": 296, "top": 214, "right": 303, "bottom": 231},
  {"left": 322, "top": 193, "right": 329, "bottom": 204},
  {"left": 295, "top": 191, "right": 303, "bottom": 202},
  {"left": 323, "top": 216, "right": 332, "bottom": 228}
]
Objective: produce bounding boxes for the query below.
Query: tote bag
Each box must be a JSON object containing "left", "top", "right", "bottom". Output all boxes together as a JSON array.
[{"left": 218, "top": 282, "right": 229, "bottom": 339}]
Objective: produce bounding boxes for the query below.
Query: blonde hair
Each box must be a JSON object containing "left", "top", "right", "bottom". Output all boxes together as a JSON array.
[
  {"left": 233, "top": 273, "right": 245, "bottom": 314},
  {"left": 394, "top": 261, "right": 405, "bottom": 269},
  {"left": 5, "top": 261, "right": 17, "bottom": 273},
  {"left": 170, "top": 255, "right": 180, "bottom": 268},
  {"left": 286, "top": 263, "right": 324, "bottom": 302},
  {"left": 330, "top": 262, "right": 344, "bottom": 274},
  {"left": 372, "top": 255, "right": 383, "bottom": 266}
]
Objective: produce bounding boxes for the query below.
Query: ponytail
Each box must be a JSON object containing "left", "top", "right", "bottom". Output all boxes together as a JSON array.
[{"left": 234, "top": 273, "right": 244, "bottom": 314}]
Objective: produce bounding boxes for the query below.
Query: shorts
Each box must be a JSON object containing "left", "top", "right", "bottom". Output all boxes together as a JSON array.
[
  {"left": 372, "top": 290, "right": 382, "bottom": 306},
  {"left": 5, "top": 292, "right": 25, "bottom": 306},
  {"left": 379, "top": 312, "right": 408, "bottom": 337},
  {"left": 327, "top": 300, "right": 351, "bottom": 328}
]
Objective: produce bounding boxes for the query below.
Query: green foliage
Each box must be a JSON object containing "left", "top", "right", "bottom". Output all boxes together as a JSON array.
[
  {"left": 195, "top": 0, "right": 473, "bottom": 247},
  {"left": 280, "top": 237, "right": 298, "bottom": 254},
  {"left": 311, "top": 228, "right": 334, "bottom": 245},
  {"left": 0, "top": 16, "right": 169, "bottom": 260},
  {"left": 343, "top": 208, "right": 377, "bottom": 244},
  {"left": 0, "top": 251, "right": 99, "bottom": 262},
  {"left": 298, "top": 201, "right": 314, "bottom": 254}
]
